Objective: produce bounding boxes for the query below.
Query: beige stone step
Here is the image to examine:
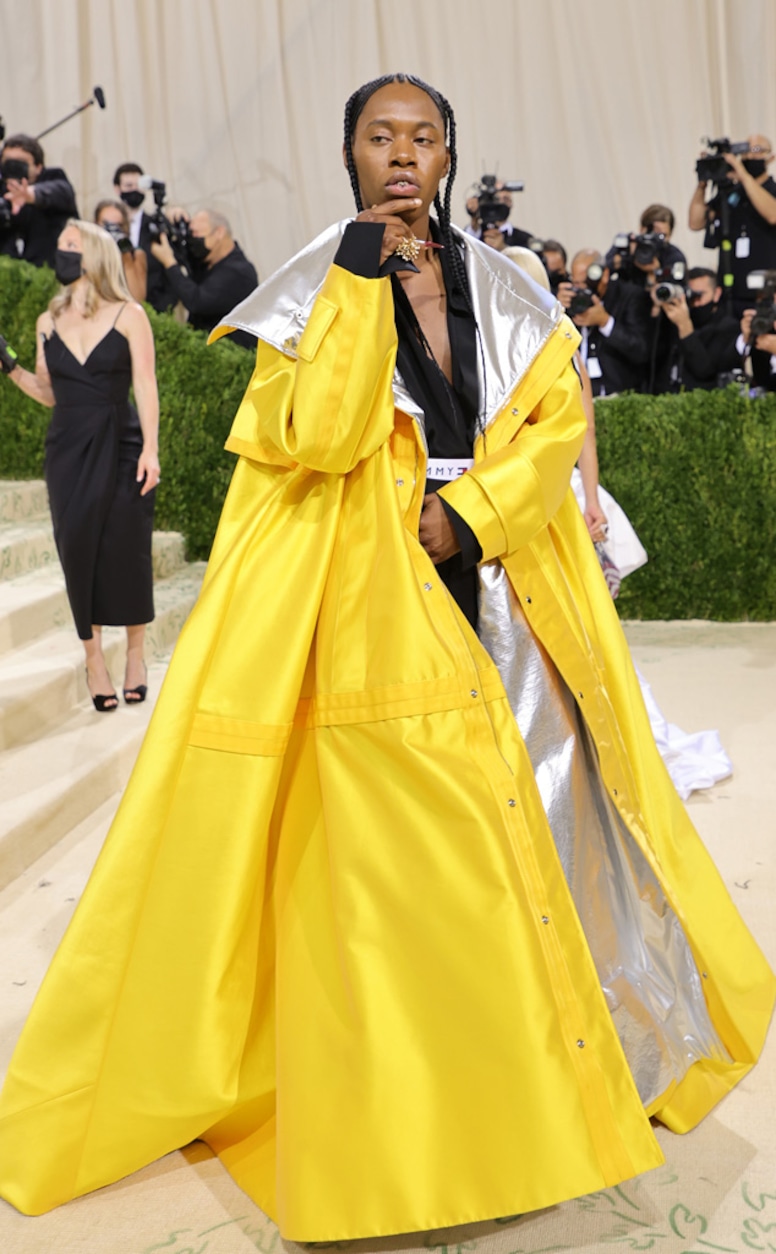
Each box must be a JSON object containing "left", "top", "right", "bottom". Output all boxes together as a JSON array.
[
  {"left": 0, "top": 479, "right": 49, "bottom": 525},
  {"left": 0, "top": 516, "right": 190, "bottom": 587},
  {"left": 0, "top": 563, "right": 205, "bottom": 751},
  {"left": 0, "top": 565, "right": 71, "bottom": 655},
  {"left": 0, "top": 518, "right": 58, "bottom": 582},
  {"left": 0, "top": 661, "right": 168, "bottom": 892}
]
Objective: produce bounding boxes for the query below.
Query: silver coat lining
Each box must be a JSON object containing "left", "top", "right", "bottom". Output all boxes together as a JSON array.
[{"left": 478, "top": 560, "right": 729, "bottom": 1107}]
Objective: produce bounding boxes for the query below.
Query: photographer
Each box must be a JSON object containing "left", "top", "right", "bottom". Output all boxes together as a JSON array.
[
  {"left": 113, "top": 162, "right": 174, "bottom": 312},
  {"left": 606, "top": 204, "right": 687, "bottom": 287},
  {"left": 689, "top": 134, "right": 776, "bottom": 315},
  {"left": 738, "top": 275, "right": 776, "bottom": 392},
  {"left": 541, "top": 239, "right": 569, "bottom": 293},
  {"left": 558, "top": 249, "right": 651, "bottom": 396},
  {"left": 466, "top": 178, "right": 535, "bottom": 252},
  {"left": 150, "top": 209, "right": 258, "bottom": 348},
  {"left": 94, "top": 198, "right": 147, "bottom": 303},
  {"left": 650, "top": 267, "right": 741, "bottom": 392},
  {"left": 0, "top": 133, "right": 78, "bottom": 268}
]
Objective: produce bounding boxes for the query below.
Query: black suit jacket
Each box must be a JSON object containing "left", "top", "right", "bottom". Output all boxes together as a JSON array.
[
  {"left": 0, "top": 167, "right": 78, "bottom": 268},
  {"left": 649, "top": 311, "right": 742, "bottom": 393},
  {"left": 584, "top": 277, "right": 651, "bottom": 396},
  {"left": 163, "top": 243, "right": 259, "bottom": 348}
]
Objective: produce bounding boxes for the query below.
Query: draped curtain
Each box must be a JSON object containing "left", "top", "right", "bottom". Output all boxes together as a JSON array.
[{"left": 2, "top": 0, "right": 775, "bottom": 280}]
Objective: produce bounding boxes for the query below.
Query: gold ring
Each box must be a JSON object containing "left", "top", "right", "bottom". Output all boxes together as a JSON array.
[{"left": 395, "top": 236, "right": 422, "bottom": 263}]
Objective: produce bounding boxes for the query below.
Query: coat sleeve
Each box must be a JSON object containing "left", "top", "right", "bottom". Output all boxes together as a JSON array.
[
  {"left": 229, "top": 263, "right": 398, "bottom": 475},
  {"left": 436, "top": 360, "right": 587, "bottom": 561}
]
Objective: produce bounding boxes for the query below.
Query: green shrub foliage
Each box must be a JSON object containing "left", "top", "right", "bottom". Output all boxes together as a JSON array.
[
  {"left": 0, "top": 256, "right": 252, "bottom": 560},
  {"left": 2, "top": 258, "right": 776, "bottom": 616},
  {"left": 595, "top": 389, "right": 776, "bottom": 620}
]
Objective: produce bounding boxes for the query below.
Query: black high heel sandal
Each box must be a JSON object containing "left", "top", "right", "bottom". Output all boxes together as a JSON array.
[
  {"left": 85, "top": 667, "right": 119, "bottom": 713},
  {"left": 123, "top": 661, "right": 148, "bottom": 705}
]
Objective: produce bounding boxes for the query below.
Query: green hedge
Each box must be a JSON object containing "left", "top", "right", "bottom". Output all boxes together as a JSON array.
[
  {"left": 596, "top": 388, "right": 776, "bottom": 620},
  {"left": 2, "top": 257, "right": 776, "bottom": 617},
  {"left": 0, "top": 256, "right": 252, "bottom": 559}
]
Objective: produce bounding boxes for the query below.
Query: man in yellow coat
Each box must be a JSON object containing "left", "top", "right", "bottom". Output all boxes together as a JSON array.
[{"left": 0, "top": 74, "right": 772, "bottom": 1242}]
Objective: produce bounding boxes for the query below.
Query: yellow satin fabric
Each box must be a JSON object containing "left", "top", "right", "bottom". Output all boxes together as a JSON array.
[{"left": 0, "top": 263, "right": 772, "bottom": 1240}]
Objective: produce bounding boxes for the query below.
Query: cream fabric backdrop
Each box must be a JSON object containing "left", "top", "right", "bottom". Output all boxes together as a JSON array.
[{"left": 2, "top": 0, "right": 776, "bottom": 280}]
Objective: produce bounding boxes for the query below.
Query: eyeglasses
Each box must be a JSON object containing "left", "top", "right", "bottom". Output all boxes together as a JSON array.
[{"left": 748, "top": 145, "right": 772, "bottom": 155}]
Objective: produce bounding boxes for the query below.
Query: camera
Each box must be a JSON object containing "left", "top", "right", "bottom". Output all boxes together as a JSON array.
[
  {"left": 654, "top": 281, "right": 687, "bottom": 304},
  {"left": 473, "top": 173, "right": 524, "bottom": 232},
  {"left": 746, "top": 269, "right": 776, "bottom": 339},
  {"left": 632, "top": 231, "right": 668, "bottom": 268},
  {"left": 101, "top": 221, "right": 134, "bottom": 255},
  {"left": 696, "top": 137, "right": 749, "bottom": 186},
  {"left": 568, "top": 262, "right": 605, "bottom": 316},
  {"left": 139, "top": 176, "right": 190, "bottom": 258}
]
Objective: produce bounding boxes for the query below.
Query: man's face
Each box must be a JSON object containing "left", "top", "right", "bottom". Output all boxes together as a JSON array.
[
  {"left": 644, "top": 218, "right": 672, "bottom": 239},
  {"left": 190, "top": 211, "right": 222, "bottom": 250},
  {"left": 116, "top": 171, "right": 141, "bottom": 195},
  {"left": 347, "top": 81, "right": 449, "bottom": 223},
  {"left": 687, "top": 277, "right": 717, "bottom": 308},
  {"left": 543, "top": 249, "right": 565, "bottom": 274},
  {"left": 745, "top": 134, "right": 774, "bottom": 166},
  {"left": 2, "top": 145, "right": 42, "bottom": 184}
]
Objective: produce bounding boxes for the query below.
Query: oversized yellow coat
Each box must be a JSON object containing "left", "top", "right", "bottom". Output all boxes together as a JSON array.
[{"left": 0, "top": 225, "right": 772, "bottom": 1241}]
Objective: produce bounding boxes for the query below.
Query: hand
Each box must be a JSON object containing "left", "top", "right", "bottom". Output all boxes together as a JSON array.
[
  {"left": 149, "top": 232, "right": 177, "bottom": 268},
  {"left": 724, "top": 151, "right": 746, "bottom": 182},
  {"left": 583, "top": 500, "right": 608, "bottom": 543},
  {"left": 3, "top": 179, "right": 34, "bottom": 214},
  {"left": 419, "top": 493, "right": 460, "bottom": 564},
  {"left": 740, "top": 309, "right": 755, "bottom": 340},
  {"left": 166, "top": 205, "right": 190, "bottom": 224},
  {"left": 755, "top": 332, "right": 776, "bottom": 355},
  {"left": 355, "top": 199, "right": 423, "bottom": 267},
  {"left": 572, "top": 295, "right": 610, "bottom": 328},
  {"left": 0, "top": 332, "right": 20, "bottom": 375},
  {"left": 557, "top": 281, "right": 575, "bottom": 310},
  {"left": 659, "top": 293, "right": 693, "bottom": 335},
  {"left": 482, "top": 227, "right": 506, "bottom": 251},
  {"left": 136, "top": 447, "right": 161, "bottom": 496}
]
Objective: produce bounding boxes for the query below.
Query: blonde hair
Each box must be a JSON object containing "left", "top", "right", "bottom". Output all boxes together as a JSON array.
[
  {"left": 502, "top": 245, "right": 551, "bottom": 291},
  {"left": 49, "top": 218, "right": 131, "bottom": 318}
]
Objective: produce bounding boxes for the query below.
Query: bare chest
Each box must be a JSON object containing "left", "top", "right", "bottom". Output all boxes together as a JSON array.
[{"left": 398, "top": 263, "right": 452, "bottom": 383}]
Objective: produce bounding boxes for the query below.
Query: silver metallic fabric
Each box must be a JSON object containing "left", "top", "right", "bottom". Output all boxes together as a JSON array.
[
  {"left": 478, "top": 561, "right": 730, "bottom": 1107},
  {"left": 214, "top": 223, "right": 564, "bottom": 430}
]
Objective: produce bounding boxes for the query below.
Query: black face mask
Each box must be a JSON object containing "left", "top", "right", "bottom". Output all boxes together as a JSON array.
[
  {"left": 690, "top": 301, "right": 716, "bottom": 329},
  {"left": 55, "top": 249, "right": 83, "bottom": 286},
  {"left": 187, "top": 235, "right": 210, "bottom": 262},
  {"left": 119, "top": 189, "right": 145, "bottom": 210},
  {"left": 743, "top": 158, "right": 767, "bottom": 179}
]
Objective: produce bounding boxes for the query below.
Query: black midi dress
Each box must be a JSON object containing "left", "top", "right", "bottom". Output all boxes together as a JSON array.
[{"left": 43, "top": 315, "right": 155, "bottom": 641}]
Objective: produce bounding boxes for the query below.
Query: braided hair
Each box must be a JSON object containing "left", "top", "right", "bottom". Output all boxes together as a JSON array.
[{"left": 343, "top": 73, "right": 472, "bottom": 309}]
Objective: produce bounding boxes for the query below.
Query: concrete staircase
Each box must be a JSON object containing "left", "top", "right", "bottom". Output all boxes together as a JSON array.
[{"left": 0, "top": 480, "right": 206, "bottom": 891}]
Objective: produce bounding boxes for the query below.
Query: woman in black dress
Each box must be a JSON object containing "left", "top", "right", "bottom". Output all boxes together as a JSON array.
[{"left": 0, "top": 218, "right": 160, "bottom": 709}]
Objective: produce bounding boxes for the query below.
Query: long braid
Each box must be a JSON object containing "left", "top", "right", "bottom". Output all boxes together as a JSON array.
[{"left": 343, "top": 73, "right": 488, "bottom": 429}]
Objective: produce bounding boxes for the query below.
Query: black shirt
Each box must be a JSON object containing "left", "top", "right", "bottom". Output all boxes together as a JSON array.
[
  {"left": 705, "top": 177, "right": 776, "bottom": 308},
  {"left": 164, "top": 243, "right": 259, "bottom": 348},
  {"left": 0, "top": 167, "right": 79, "bottom": 268},
  {"left": 334, "top": 220, "right": 483, "bottom": 629}
]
